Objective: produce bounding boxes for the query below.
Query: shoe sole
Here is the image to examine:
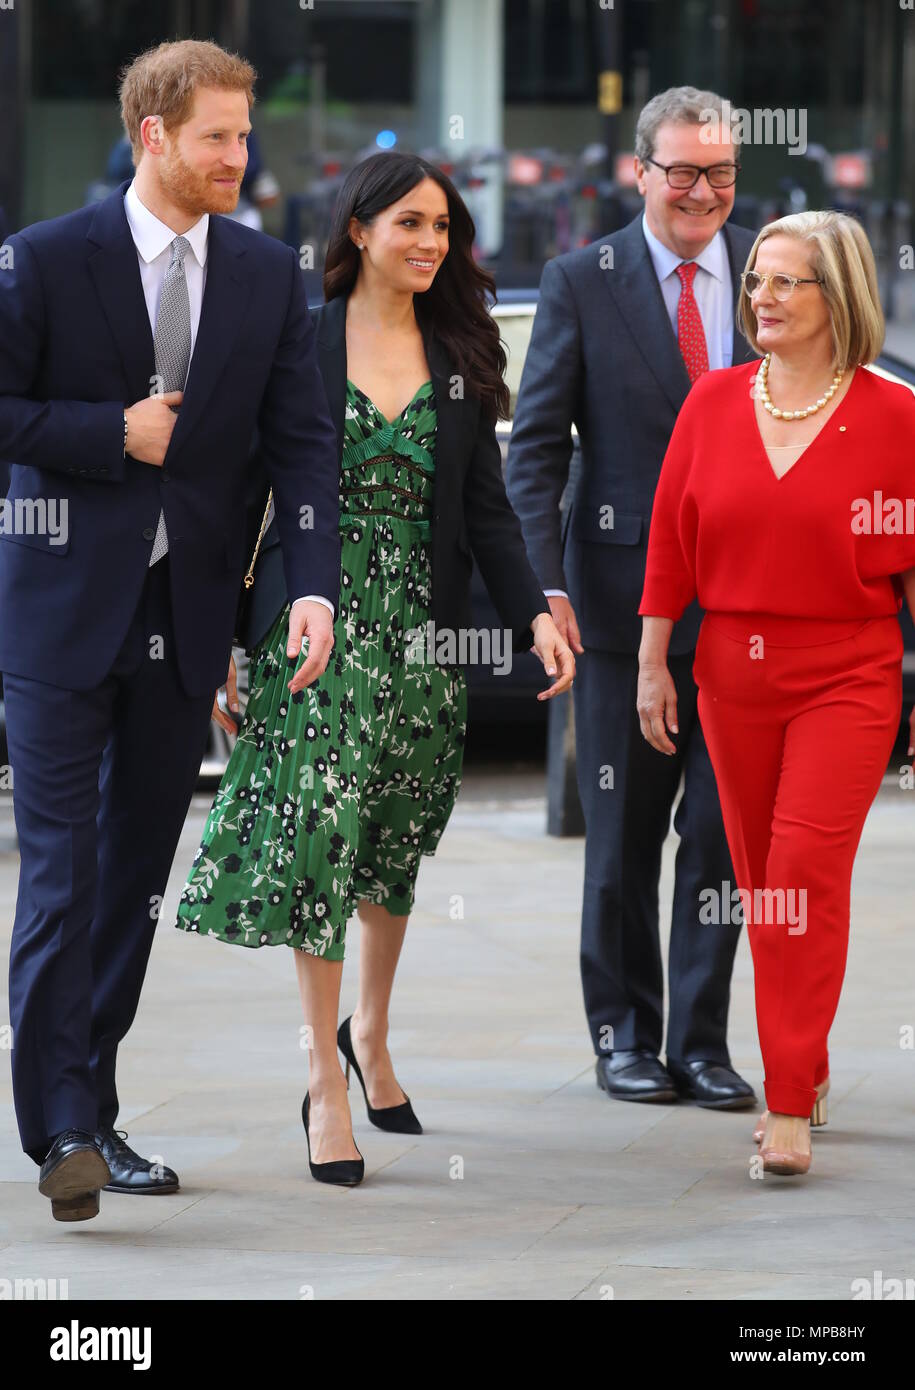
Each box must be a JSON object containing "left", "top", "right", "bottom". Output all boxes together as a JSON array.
[
  {"left": 596, "top": 1073, "right": 678, "bottom": 1104},
  {"left": 102, "top": 1181, "right": 180, "bottom": 1194},
  {"left": 683, "top": 1092, "right": 758, "bottom": 1111},
  {"left": 39, "top": 1148, "right": 111, "bottom": 1222},
  {"left": 308, "top": 1168, "right": 364, "bottom": 1187},
  {"left": 762, "top": 1158, "right": 810, "bottom": 1176}
]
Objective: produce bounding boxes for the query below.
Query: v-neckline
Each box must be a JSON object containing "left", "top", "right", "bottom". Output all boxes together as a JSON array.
[
  {"left": 347, "top": 378, "right": 433, "bottom": 429},
  {"left": 750, "top": 363, "right": 859, "bottom": 483}
]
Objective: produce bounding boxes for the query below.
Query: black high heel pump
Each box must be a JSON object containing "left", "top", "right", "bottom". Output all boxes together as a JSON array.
[
  {"left": 302, "top": 1092, "right": 365, "bottom": 1186},
  {"left": 337, "top": 1015, "right": 423, "bottom": 1135}
]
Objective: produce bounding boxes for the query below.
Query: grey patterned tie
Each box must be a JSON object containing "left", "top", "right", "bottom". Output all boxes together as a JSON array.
[{"left": 148, "top": 235, "right": 192, "bottom": 566}]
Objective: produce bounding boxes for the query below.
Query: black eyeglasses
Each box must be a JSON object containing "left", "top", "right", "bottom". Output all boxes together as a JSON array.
[{"left": 643, "top": 158, "right": 741, "bottom": 190}]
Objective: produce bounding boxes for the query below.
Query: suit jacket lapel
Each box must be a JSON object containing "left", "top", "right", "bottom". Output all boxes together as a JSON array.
[
  {"left": 316, "top": 293, "right": 347, "bottom": 445},
  {"left": 168, "top": 215, "right": 253, "bottom": 452},
  {"left": 724, "top": 223, "right": 758, "bottom": 366},
  {"left": 424, "top": 326, "right": 463, "bottom": 527},
  {"left": 606, "top": 216, "right": 692, "bottom": 414},
  {"left": 86, "top": 187, "right": 255, "bottom": 449},
  {"left": 86, "top": 184, "right": 155, "bottom": 403}
]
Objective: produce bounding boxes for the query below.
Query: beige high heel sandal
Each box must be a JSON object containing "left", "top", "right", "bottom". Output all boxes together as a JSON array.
[
  {"left": 753, "top": 1077, "right": 829, "bottom": 1144},
  {"left": 760, "top": 1118, "right": 812, "bottom": 1176}
]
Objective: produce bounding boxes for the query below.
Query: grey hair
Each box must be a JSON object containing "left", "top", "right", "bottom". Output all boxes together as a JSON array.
[{"left": 635, "top": 86, "right": 740, "bottom": 165}]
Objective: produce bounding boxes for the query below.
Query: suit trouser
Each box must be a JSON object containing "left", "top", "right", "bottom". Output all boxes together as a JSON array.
[
  {"left": 5, "top": 556, "right": 214, "bottom": 1163},
  {"left": 575, "top": 646, "right": 741, "bottom": 1062},
  {"left": 694, "top": 611, "right": 902, "bottom": 1117}
]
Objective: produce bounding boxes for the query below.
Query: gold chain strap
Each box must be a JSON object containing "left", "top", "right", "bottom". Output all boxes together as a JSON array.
[{"left": 243, "top": 488, "right": 273, "bottom": 590}]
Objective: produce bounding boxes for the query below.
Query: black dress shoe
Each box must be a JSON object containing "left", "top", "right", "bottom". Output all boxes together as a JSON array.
[
  {"left": 95, "top": 1127, "right": 180, "bottom": 1193},
  {"left": 666, "top": 1059, "right": 757, "bottom": 1110},
  {"left": 38, "top": 1129, "right": 111, "bottom": 1222},
  {"left": 595, "top": 1050, "right": 678, "bottom": 1103},
  {"left": 337, "top": 1015, "right": 423, "bottom": 1134}
]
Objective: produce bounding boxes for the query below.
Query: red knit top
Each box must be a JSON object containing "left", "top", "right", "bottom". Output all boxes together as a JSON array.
[{"left": 638, "top": 361, "right": 915, "bottom": 633}]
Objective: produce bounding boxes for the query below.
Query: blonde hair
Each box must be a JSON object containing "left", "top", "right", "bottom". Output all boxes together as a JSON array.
[
  {"left": 119, "top": 39, "right": 256, "bottom": 165},
  {"left": 736, "top": 210, "right": 885, "bottom": 371}
]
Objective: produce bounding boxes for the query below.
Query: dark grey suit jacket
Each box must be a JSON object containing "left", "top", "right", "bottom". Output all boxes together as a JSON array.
[{"left": 505, "top": 214, "right": 758, "bottom": 657}]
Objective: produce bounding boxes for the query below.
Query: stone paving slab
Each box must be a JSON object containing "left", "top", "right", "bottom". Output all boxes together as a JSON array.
[{"left": 0, "top": 769, "right": 912, "bottom": 1300}]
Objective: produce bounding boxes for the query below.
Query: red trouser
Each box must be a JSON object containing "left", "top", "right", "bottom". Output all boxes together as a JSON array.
[{"left": 693, "top": 612, "right": 903, "bottom": 1117}]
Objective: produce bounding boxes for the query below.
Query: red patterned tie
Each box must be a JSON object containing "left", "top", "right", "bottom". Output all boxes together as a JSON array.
[{"left": 676, "top": 261, "right": 709, "bottom": 385}]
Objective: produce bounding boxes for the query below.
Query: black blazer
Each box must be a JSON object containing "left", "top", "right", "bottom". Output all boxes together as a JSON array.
[
  {"left": 241, "top": 292, "right": 547, "bottom": 655},
  {"left": 505, "top": 214, "right": 759, "bottom": 657}
]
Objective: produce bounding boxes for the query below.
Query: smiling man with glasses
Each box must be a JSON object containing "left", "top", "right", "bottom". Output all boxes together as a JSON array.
[{"left": 507, "top": 86, "right": 760, "bottom": 1117}]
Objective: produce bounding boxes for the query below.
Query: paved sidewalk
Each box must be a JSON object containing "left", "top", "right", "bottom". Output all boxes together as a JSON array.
[{"left": 1, "top": 766, "right": 913, "bottom": 1301}]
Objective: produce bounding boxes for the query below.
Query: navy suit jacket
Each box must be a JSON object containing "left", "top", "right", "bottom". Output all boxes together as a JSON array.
[
  {"left": 0, "top": 181, "right": 341, "bottom": 697},
  {"left": 505, "top": 214, "right": 758, "bottom": 657}
]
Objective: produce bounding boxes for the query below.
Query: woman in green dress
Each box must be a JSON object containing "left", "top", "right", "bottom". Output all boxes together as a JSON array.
[{"left": 175, "top": 152, "right": 575, "bottom": 1185}]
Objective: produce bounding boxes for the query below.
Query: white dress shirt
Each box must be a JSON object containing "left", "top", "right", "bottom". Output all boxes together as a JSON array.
[
  {"left": 543, "top": 214, "right": 735, "bottom": 603},
  {"left": 123, "top": 180, "right": 334, "bottom": 618}
]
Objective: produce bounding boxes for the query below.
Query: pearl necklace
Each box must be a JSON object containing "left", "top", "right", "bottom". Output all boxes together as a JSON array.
[{"left": 757, "top": 353, "right": 843, "bottom": 421}]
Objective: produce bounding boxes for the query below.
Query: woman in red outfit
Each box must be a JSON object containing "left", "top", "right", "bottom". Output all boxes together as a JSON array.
[{"left": 637, "top": 210, "right": 915, "bottom": 1177}]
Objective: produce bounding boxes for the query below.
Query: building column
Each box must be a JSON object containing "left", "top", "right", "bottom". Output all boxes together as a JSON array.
[{"left": 417, "top": 0, "right": 504, "bottom": 255}]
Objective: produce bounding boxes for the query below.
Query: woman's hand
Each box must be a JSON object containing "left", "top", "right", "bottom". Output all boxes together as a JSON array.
[
  {"left": 530, "top": 612, "right": 576, "bottom": 699},
  {"left": 637, "top": 660, "right": 679, "bottom": 755}
]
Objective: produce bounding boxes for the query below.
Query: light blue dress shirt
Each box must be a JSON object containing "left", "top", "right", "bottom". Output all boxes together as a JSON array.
[{"left": 640, "top": 211, "right": 734, "bottom": 370}]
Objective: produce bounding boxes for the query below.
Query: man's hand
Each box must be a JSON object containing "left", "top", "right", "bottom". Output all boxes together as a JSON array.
[
  {"left": 124, "top": 391, "right": 184, "bottom": 467},
  {"left": 530, "top": 611, "right": 576, "bottom": 700},
  {"left": 287, "top": 599, "right": 334, "bottom": 694},
  {"left": 212, "top": 654, "right": 240, "bottom": 736},
  {"left": 547, "top": 594, "right": 585, "bottom": 654}
]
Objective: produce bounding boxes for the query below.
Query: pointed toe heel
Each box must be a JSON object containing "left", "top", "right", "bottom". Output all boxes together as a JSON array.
[
  {"left": 302, "top": 1093, "right": 364, "bottom": 1187},
  {"left": 337, "top": 1015, "right": 423, "bottom": 1135}
]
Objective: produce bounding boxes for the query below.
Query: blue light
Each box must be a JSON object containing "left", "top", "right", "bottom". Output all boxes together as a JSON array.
[{"left": 376, "top": 130, "right": 397, "bottom": 149}]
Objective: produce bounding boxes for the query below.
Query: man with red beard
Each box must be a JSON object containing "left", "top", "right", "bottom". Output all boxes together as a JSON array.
[{"left": 0, "top": 40, "right": 340, "bottom": 1220}]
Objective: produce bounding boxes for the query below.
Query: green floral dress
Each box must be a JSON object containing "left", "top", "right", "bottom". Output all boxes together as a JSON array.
[{"left": 174, "top": 379, "right": 467, "bottom": 960}]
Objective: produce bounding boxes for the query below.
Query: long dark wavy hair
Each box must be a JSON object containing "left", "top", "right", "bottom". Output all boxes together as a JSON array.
[{"left": 323, "top": 152, "right": 509, "bottom": 421}]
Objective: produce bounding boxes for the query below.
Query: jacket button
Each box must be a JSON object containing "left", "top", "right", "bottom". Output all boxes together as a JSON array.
[{"left": 142, "top": 527, "right": 155, "bottom": 541}]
